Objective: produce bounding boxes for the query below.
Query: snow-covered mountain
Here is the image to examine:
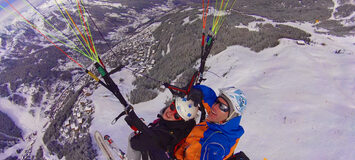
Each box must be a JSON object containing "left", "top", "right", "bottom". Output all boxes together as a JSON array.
[
  {"left": 0, "top": 0, "right": 178, "bottom": 159},
  {"left": 0, "top": 0, "right": 354, "bottom": 159},
  {"left": 90, "top": 36, "right": 355, "bottom": 160}
]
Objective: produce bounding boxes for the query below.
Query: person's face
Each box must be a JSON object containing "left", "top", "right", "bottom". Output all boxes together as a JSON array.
[
  {"left": 162, "top": 103, "right": 183, "bottom": 121},
  {"left": 207, "top": 97, "right": 230, "bottom": 123}
]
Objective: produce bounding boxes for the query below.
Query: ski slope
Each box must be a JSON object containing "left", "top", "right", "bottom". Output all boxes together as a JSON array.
[{"left": 90, "top": 30, "right": 355, "bottom": 159}]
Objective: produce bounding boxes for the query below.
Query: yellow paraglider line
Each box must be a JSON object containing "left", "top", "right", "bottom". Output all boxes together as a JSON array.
[
  {"left": 80, "top": 0, "right": 99, "bottom": 62},
  {"left": 75, "top": 0, "right": 97, "bottom": 61},
  {"left": 55, "top": 0, "right": 97, "bottom": 62},
  {"left": 76, "top": 0, "right": 98, "bottom": 62},
  {"left": 76, "top": 0, "right": 92, "bottom": 58},
  {"left": 212, "top": 0, "right": 237, "bottom": 35},
  {"left": 215, "top": 0, "right": 237, "bottom": 34},
  {"left": 3, "top": 0, "right": 84, "bottom": 68},
  {"left": 212, "top": 0, "right": 225, "bottom": 33},
  {"left": 65, "top": 9, "right": 95, "bottom": 55},
  {"left": 55, "top": 0, "right": 94, "bottom": 60},
  {"left": 0, "top": 3, "right": 17, "bottom": 18},
  {"left": 1, "top": 2, "right": 95, "bottom": 62},
  {"left": 20, "top": 0, "right": 93, "bottom": 60}
]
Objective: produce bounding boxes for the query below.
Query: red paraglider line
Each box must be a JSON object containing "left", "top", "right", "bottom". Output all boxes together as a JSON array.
[
  {"left": 4, "top": 0, "right": 83, "bottom": 68},
  {"left": 77, "top": 0, "right": 95, "bottom": 55},
  {"left": 202, "top": 0, "right": 210, "bottom": 29}
]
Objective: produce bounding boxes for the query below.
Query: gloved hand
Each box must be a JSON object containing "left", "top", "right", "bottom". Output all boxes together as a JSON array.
[
  {"left": 187, "top": 88, "right": 203, "bottom": 106},
  {"left": 164, "top": 83, "right": 187, "bottom": 98},
  {"left": 124, "top": 109, "right": 148, "bottom": 132}
]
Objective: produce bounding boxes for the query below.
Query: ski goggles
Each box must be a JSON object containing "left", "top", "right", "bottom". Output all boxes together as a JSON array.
[
  {"left": 169, "top": 102, "right": 183, "bottom": 120},
  {"left": 216, "top": 97, "right": 230, "bottom": 112}
]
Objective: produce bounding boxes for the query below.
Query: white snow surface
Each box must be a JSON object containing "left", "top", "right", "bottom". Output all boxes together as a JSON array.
[
  {"left": 0, "top": 97, "right": 48, "bottom": 160},
  {"left": 89, "top": 32, "right": 355, "bottom": 159},
  {"left": 1, "top": 12, "right": 355, "bottom": 160}
]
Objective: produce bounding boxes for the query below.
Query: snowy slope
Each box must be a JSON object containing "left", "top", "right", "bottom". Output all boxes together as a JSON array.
[
  {"left": 205, "top": 39, "right": 355, "bottom": 160},
  {"left": 89, "top": 26, "right": 355, "bottom": 160},
  {"left": 1, "top": 3, "right": 354, "bottom": 158},
  {"left": 1, "top": 24, "right": 354, "bottom": 160},
  {"left": 0, "top": 97, "right": 50, "bottom": 159}
]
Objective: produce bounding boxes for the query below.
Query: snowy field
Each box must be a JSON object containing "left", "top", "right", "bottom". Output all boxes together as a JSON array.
[
  {"left": 89, "top": 28, "right": 355, "bottom": 160},
  {"left": 0, "top": 19, "right": 354, "bottom": 160}
]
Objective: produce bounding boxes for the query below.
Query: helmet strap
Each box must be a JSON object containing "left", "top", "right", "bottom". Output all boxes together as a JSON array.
[{"left": 226, "top": 110, "right": 238, "bottom": 122}]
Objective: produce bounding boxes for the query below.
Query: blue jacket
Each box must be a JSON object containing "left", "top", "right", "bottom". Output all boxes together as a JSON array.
[{"left": 175, "top": 85, "right": 244, "bottom": 160}]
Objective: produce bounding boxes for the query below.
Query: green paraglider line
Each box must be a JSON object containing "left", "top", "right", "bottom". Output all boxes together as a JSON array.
[
  {"left": 54, "top": 0, "right": 90, "bottom": 54},
  {"left": 212, "top": 0, "right": 219, "bottom": 31},
  {"left": 55, "top": 0, "right": 96, "bottom": 62},
  {"left": 77, "top": 0, "right": 99, "bottom": 63},
  {"left": 230, "top": 0, "right": 237, "bottom": 10},
  {"left": 76, "top": 3, "right": 93, "bottom": 61},
  {"left": 2, "top": 2, "right": 89, "bottom": 60},
  {"left": 212, "top": 0, "right": 237, "bottom": 35},
  {"left": 80, "top": 0, "right": 99, "bottom": 62},
  {"left": 21, "top": 0, "right": 91, "bottom": 59},
  {"left": 214, "top": 0, "right": 235, "bottom": 34},
  {"left": 79, "top": 1, "right": 115, "bottom": 65},
  {"left": 3, "top": 0, "right": 84, "bottom": 68},
  {"left": 212, "top": 0, "right": 225, "bottom": 33},
  {"left": 0, "top": 4, "right": 17, "bottom": 17},
  {"left": 54, "top": 0, "right": 95, "bottom": 61},
  {"left": 76, "top": 0, "right": 93, "bottom": 59},
  {"left": 77, "top": 0, "right": 97, "bottom": 60},
  {"left": 66, "top": 9, "right": 95, "bottom": 57}
]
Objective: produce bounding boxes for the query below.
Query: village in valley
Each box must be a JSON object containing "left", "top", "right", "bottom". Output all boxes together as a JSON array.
[{"left": 54, "top": 23, "right": 160, "bottom": 144}]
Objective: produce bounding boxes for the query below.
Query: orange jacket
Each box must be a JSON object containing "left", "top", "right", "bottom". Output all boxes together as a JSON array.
[{"left": 175, "top": 85, "right": 244, "bottom": 160}]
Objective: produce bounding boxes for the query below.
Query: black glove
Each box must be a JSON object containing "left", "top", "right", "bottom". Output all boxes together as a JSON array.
[
  {"left": 164, "top": 83, "right": 187, "bottom": 98},
  {"left": 124, "top": 109, "right": 148, "bottom": 132},
  {"left": 187, "top": 88, "right": 203, "bottom": 106}
]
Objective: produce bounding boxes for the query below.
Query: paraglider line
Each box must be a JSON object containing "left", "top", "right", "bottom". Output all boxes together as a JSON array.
[
  {"left": 65, "top": 9, "right": 95, "bottom": 56},
  {"left": 22, "top": 0, "right": 95, "bottom": 61},
  {"left": 77, "top": 0, "right": 96, "bottom": 57},
  {"left": 4, "top": 0, "right": 83, "bottom": 68},
  {"left": 79, "top": 1, "right": 130, "bottom": 58},
  {"left": 54, "top": 0, "right": 97, "bottom": 62}
]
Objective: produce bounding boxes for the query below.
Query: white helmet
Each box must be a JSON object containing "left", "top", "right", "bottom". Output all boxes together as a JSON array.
[
  {"left": 219, "top": 86, "right": 247, "bottom": 121},
  {"left": 175, "top": 97, "right": 198, "bottom": 121}
]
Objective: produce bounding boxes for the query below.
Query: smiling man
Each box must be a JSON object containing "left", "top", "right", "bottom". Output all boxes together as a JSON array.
[{"left": 175, "top": 85, "right": 247, "bottom": 160}]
